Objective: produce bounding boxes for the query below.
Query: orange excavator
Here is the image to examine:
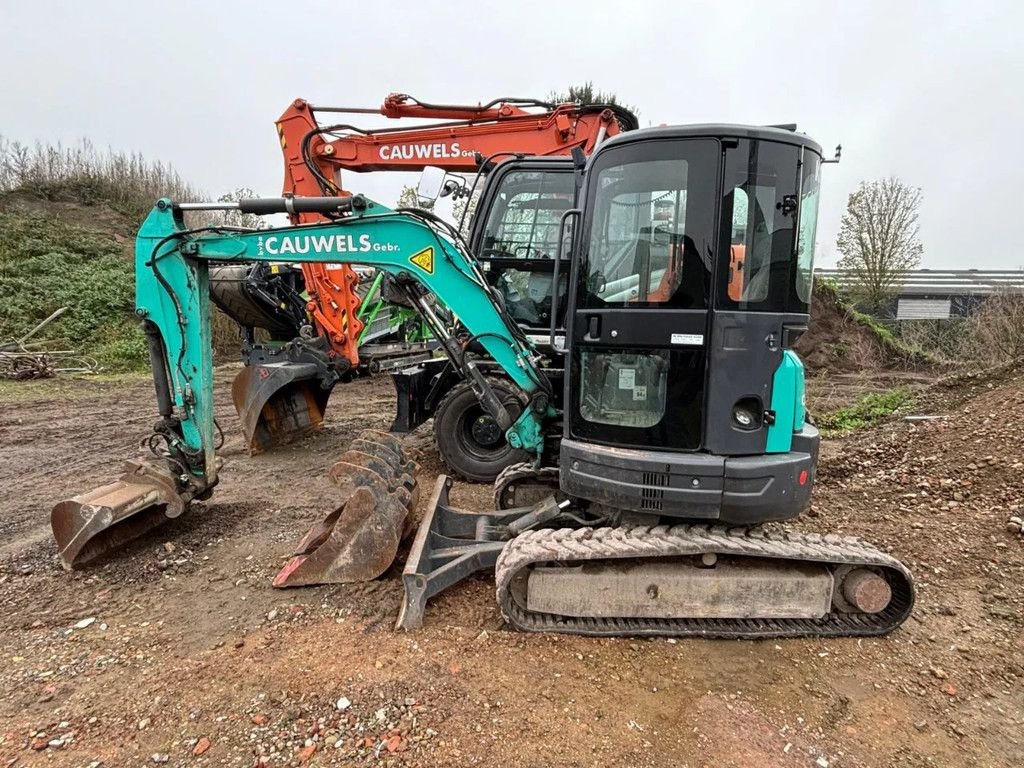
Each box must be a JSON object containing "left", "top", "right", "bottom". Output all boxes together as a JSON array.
[{"left": 214, "top": 94, "right": 637, "bottom": 454}]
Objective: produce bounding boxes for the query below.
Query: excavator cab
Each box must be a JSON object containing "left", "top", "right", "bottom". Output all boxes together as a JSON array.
[
  {"left": 473, "top": 159, "right": 575, "bottom": 336},
  {"left": 402, "top": 126, "right": 911, "bottom": 633},
  {"left": 560, "top": 126, "right": 823, "bottom": 522}
]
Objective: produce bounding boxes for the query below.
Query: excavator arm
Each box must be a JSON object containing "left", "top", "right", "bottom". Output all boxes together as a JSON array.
[
  {"left": 276, "top": 95, "right": 634, "bottom": 197},
  {"left": 271, "top": 94, "right": 634, "bottom": 363},
  {"left": 52, "top": 194, "right": 551, "bottom": 569}
]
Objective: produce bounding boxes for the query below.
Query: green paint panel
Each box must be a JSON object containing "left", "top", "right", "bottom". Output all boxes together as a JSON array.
[
  {"left": 135, "top": 203, "right": 215, "bottom": 478},
  {"left": 765, "top": 350, "right": 807, "bottom": 454}
]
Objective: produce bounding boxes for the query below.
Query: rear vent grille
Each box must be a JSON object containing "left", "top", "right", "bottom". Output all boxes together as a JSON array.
[{"left": 640, "top": 471, "right": 670, "bottom": 511}]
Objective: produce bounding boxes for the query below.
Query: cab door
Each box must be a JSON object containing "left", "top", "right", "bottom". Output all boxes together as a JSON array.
[
  {"left": 468, "top": 159, "right": 575, "bottom": 341},
  {"left": 566, "top": 138, "right": 721, "bottom": 453},
  {"left": 703, "top": 139, "right": 804, "bottom": 456}
]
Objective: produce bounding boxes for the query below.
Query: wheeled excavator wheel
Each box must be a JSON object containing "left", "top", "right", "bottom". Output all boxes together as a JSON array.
[
  {"left": 208, "top": 263, "right": 299, "bottom": 338},
  {"left": 433, "top": 377, "right": 528, "bottom": 483}
]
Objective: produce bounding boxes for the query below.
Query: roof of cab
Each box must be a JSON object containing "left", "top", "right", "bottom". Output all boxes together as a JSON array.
[{"left": 596, "top": 124, "right": 824, "bottom": 156}]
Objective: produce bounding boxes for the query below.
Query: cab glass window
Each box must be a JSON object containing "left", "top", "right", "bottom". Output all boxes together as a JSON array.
[
  {"left": 480, "top": 171, "right": 574, "bottom": 260},
  {"left": 717, "top": 140, "right": 820, "bottom": 314},
  {"left": 580, "top": 140, "right": 719, "bottom": 309},
  {"left": 795, "top": 154, "right": 822, "bottom": 305}
]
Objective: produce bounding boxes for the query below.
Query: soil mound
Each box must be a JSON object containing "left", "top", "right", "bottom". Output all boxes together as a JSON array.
[
  {"left": 795, "top": 281, "right": 931, "bottom": 373},
  {"left": 815, "top": 361, "right": 1024, "bottom": 555}
]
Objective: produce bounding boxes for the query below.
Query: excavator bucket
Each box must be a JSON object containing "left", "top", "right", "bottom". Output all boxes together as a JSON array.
[
  {"left": 232, "top": 363, "right": 331, "bottom": 454},
  {"left": 51, "top": 460, "right": 188, "bottom": 570},
  {"left": 273, "top": 430, "right": 420, "bottom": 587}
]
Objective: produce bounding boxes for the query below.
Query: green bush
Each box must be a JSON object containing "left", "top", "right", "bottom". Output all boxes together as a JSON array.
[
  {"left": 0, "top": 138, "right": 236, "bottom": 372},
  {"left": 0, "top": 211, "right": 146, "bottom": 368},
  {"left": 817, "top": 387, "right": 916, "bottom": 434},
  {"left": 93, "top": 325, "right": 149, "bottom": 370}
]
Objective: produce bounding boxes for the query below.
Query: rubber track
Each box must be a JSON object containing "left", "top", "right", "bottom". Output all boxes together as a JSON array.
[
  {"left": 492, "top": 462, "right": 560, "bottom": 510},
  {"left": 495, "top": 525, "right": 915, "bottom": 639}
]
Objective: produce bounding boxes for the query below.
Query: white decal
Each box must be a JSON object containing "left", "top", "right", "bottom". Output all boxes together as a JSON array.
[
  {"left": 670, "top": 333, "right": 704, "bottom": 346},
  {"left": 633, "top": 385, "right": 648, "bottom": 401},
  {"left": 525, "top": 334, "right": 565, "bottom": 352},
  {"left": 261, "top": 234, "right": 400, "bottom": 257},
  {"left": 618, "top": 368, "right": 636, "bottom": 389},
  {"left": 377, "top": 142, "right": 474, "bottom": 161}
]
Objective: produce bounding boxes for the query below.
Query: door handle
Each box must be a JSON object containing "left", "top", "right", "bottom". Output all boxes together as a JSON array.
[{"left": 587, "top": 315, "right": 601, "bottom": 340}]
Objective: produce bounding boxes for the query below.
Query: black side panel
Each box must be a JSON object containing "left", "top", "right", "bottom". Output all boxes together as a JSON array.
[
  {"left": 389, "top": 359, "right": 449, "bottom": 432},
  {"left": 561, "top": 438, "right": 725, "bottom": 518},
  {"left": 702, "top": 311, "right": 780, "bottom": 455},
  {"left": 560, "top": 432, "right": 818, "bottom": 524}
]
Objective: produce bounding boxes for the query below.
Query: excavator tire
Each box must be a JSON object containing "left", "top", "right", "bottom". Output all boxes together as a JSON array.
[
  {"left": 209, "top": 263, "right": 296, "bottom": 337},
  {"left": 433, "top": 377, "right": 529, "bottom": 484}
]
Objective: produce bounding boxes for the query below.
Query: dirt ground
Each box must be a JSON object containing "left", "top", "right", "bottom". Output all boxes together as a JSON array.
[{"left": 1, "top": 367, "right": 1022, "bottom": 768}]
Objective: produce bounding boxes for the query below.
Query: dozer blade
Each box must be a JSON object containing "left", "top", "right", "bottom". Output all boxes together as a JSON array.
[
  {"left": 232, "top": 363, "right": 331, "bottom": 455},
  {"left": 51, "top": 460, "right": 188, "bottom": 570},
  {"left": 273, "top": 430, "right": 419, "bottom": 588}
]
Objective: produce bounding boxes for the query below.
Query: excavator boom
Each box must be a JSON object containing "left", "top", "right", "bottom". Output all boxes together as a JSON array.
[{"left": 277, "top": 96, "right": 634, "bottom": 191}]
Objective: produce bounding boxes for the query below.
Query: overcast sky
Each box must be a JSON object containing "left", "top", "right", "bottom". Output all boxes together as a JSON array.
[{"left": 3, "top": 1, "right": 1021, "bottom": 269}]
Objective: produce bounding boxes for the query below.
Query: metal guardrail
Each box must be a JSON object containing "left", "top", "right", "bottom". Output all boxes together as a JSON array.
[{"left": 815, "top": 269, "right": 1024, "bottom": 297}]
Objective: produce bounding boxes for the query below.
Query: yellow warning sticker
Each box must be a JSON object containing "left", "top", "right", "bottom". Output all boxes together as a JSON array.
[{"left": 409, "top": 246, "right": 435, "bottom": 274}]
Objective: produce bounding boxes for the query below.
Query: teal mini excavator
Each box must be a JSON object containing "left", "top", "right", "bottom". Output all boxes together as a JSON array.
[{"left": 52, "top": 125, "right": 913, "bottom": 638}]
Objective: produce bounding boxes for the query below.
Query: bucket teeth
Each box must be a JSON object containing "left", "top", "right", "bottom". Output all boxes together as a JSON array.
[
  {"left": 355, "top": 429, "right": 408, "bottom": 459},
  {"left": 329, "top": 451, "right": 417, "bottom": 509},
  {"left": 51, "top": 460, "right": 189, "bottom": 570},
  {"left": 273, "top": 431, "right": 419, "bottom": 588},
  {"left": 349, "top": 437, "right": 419, "bottom": 477},
  {"left": 328, "top": 430, "right": 420, "bottom": 511}
]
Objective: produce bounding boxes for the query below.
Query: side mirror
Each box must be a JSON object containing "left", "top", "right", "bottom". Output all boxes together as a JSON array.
[
  {"left": 821, "top": 144, "right": 842, "bottom": 165},
  {"left": 417, "top": 166, "right": 447, "bottom": 202}
]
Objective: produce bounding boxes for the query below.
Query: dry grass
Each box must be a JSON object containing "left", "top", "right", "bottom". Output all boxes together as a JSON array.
[{"left": 964, "top": 290, "right": 1024, "bottom": 364}]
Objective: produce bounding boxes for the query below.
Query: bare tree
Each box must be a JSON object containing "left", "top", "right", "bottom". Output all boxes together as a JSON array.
[
  {"left": 836, "top": 178, "right": 923, "bottom": 314},
  {"left": 395, "top": 184, "right": 430, "bottom": 210}
]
